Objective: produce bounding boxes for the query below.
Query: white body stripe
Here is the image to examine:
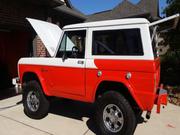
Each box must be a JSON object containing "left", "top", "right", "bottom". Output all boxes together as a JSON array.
[
  {"left": 18, "top": 58, "right": 97, "bottom": 69},
  {"left": 85, "top": 59, "right": 97, "bottom": 69}
]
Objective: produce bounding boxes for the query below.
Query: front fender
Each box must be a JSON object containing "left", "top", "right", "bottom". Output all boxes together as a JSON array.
[{"left": 19, "top": 65, "right": 51, "bottom": 96}]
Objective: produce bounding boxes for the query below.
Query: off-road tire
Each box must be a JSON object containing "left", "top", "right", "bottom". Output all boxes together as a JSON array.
[
  {"left": 23, "top": 80, "right": 49, "bottom": 119},
  {"left": 95, "top": 91, "right": 137, "bottom": 135}
]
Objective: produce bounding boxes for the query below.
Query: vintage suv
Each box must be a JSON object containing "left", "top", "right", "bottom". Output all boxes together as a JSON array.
[{"left": 14, "top": 14, "right": 179, "bottom": 135}]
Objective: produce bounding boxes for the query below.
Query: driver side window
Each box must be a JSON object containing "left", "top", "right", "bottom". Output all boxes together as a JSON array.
[{"left": 56, "top": 30, "right": 86, "bottom": 59}]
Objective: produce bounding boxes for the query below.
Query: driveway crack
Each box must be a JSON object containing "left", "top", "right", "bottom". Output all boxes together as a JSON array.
[{"left": 83, "top": 129, "right": 89, "bottom": 135}]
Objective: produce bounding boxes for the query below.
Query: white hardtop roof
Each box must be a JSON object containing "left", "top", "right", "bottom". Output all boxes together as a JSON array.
[{"left": 63, "top": 18, "right": 150, "bottom": 29}]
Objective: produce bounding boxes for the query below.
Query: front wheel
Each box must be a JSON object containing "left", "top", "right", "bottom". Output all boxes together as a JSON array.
[
  {"left": 95, "top": 91, "right": 137, "bottom": 135},
  {"left": 23, "top": 80, "right": 49, "bottom": 119}
]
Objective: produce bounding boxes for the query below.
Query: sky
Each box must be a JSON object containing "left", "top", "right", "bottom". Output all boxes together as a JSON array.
[{"left": 70, "top": 0, "right": 168, "bottom": 17}]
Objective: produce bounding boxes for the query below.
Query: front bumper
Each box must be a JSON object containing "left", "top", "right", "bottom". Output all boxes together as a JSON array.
[
  {"left": 155, "top": 88, "right": 168, "bottom": 113},
  {"left": 12, "top": 77, "right": 22, "bottom": 94}
]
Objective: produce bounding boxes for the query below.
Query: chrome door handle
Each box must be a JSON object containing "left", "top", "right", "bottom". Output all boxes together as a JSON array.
[{"left": 77, "top": 60, "right": 84, "bottom": 65}]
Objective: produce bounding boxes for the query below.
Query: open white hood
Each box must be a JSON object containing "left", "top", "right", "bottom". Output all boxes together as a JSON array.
[{"left": 27, "top": 18, "right": 62, "bottom": 57}]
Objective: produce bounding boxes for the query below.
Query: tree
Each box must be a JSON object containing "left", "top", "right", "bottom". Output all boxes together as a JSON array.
[{"left": 161, "top": 0, "right": 180, "bottom": 86}]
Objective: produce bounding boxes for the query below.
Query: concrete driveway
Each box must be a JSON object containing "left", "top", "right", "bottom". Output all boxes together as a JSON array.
[{"left": 0, "top": 95, "right": 180, "bottom": 135}]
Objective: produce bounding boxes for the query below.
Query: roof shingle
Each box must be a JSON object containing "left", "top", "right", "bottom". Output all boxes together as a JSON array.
[{"left": 86, "top": 0, "right": 160, "bottom": 22}]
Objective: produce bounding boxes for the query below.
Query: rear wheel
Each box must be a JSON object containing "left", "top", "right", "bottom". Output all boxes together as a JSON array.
[
  {"left": 23, "top": 80, "right": 49, "bottom": 119},
  {"left": 95, "top": 91, "right": 137, "bottom": 135}
]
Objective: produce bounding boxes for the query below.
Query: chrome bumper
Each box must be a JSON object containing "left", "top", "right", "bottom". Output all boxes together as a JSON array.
[{"left": 12, "top": 77, "right": 22, "bottom": 94}]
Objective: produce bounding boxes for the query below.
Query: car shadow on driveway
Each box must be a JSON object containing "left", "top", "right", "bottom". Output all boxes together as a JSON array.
[
  {"left": 49, "top": 98, "right": 146, "bottom": 135},
  {"left": 49, "top": 98, "right": 100, "bottom": 134},
  {"left": 49, "top": 98, "right": 94, "bottom": 121}
]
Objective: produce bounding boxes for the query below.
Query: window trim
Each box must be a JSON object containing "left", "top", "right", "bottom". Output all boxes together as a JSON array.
[
  {"left": 86, "top": 24, "right": 154, "bottom": 60},
  {"left": 56, "top": 29, "right": 88, "bottom": 59}
]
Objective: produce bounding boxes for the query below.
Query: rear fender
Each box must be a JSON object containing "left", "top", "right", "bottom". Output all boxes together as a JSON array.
[{"left": 93, "top": 78, "right": 144, "bottom": 110}]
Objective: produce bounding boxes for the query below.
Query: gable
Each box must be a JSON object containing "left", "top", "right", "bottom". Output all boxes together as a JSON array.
[
  {"left": 137, "top": 0, "right": 159, "bottom": 19},
  {"left": 112, "top": 0, "right": 148, "bottom": 19},
  {"left": 86, "top": 0, "right": 160, "bottom": 22}
]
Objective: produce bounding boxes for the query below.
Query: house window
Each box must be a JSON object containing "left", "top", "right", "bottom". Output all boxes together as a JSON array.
[{"left": 92, "top": 29, "right": 143, "bottom": 56}]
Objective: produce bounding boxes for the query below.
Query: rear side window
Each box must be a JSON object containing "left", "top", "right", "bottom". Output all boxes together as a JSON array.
[{"left": 92, "top": 29, "right": 144, "bottom": 56}]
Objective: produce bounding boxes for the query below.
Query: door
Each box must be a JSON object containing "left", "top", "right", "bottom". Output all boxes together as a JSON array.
[
  {"left": 27, "top": 18, "right": 86, "bottom": 96},
  {"left": 46, "top": 30, "right": 86, "bottom": 96}
]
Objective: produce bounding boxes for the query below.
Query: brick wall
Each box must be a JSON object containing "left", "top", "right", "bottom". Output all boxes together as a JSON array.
[
  {"left": 33, "top": 36, "right": 49, "bottom": 57},
  {"left": 32, "top": 17, "right": 53, "bottom": 57}
]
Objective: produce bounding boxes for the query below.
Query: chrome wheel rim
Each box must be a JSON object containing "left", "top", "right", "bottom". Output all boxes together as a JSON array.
[
  {"left": 27, "top": 91, "right": 40, "bottom": 112},
  {"left": 103, "top": 104, "right": 124, "bottom": 133}
]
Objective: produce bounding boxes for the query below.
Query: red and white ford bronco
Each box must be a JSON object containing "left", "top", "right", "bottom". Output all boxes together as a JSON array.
[{"left": 14, "top": 14, "right": 179, "bottom": 135}]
